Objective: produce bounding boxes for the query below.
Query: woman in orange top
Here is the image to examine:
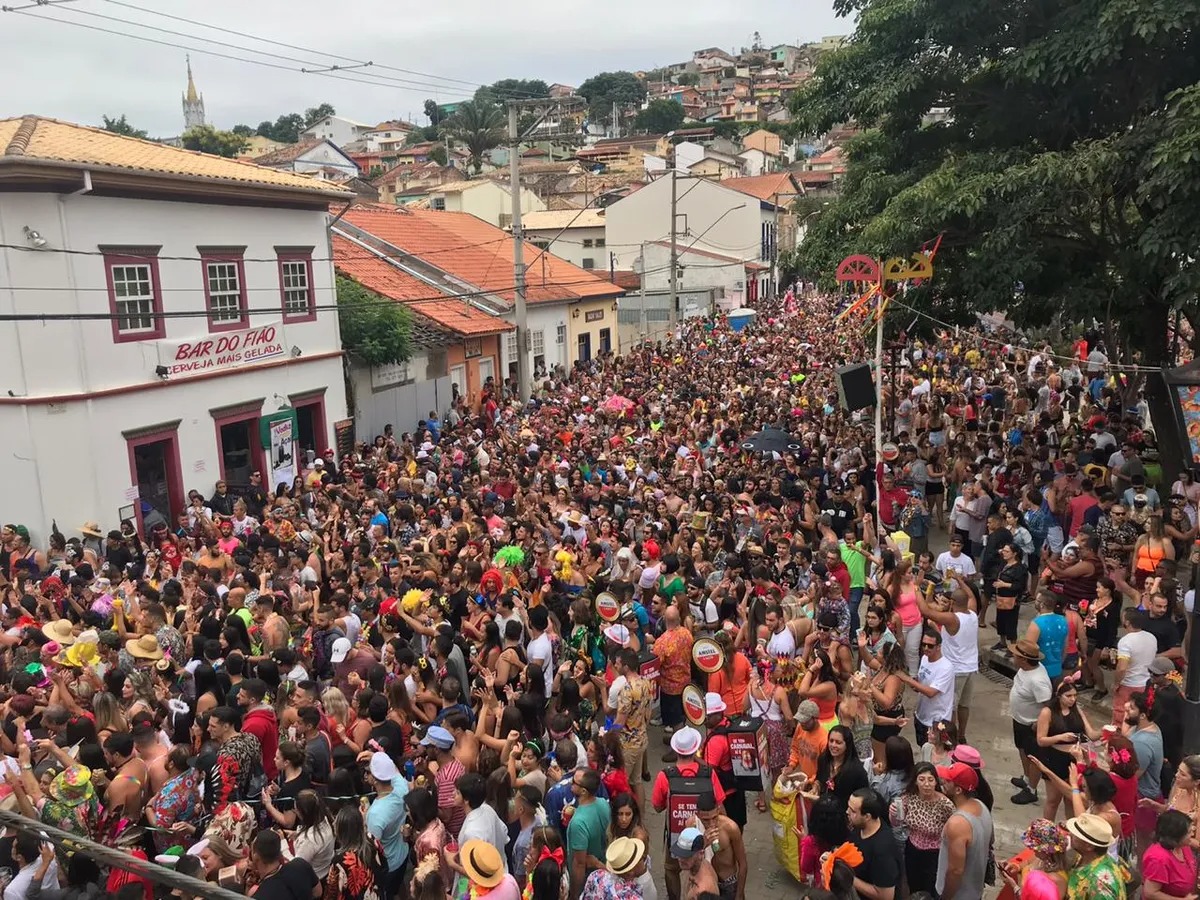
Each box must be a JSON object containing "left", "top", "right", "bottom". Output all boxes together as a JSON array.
[{"left": 707, "top": 631, "right": 751, "bottom": 714}]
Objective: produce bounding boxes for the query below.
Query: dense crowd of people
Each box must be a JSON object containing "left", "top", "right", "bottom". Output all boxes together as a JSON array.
[{"left": 0, "top": 290, "right": 1194, "bottom": 900}]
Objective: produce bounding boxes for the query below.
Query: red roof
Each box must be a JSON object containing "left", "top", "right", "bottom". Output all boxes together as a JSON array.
[
  {"left": 721, "top": 172, "right": 802, "bottom": 202},
  {"left": 332, "top": 234, "right": 512, "bottom": 337},
  {"left": 342, "top": 207, "right": 622, "bottom": 305},
  {"left": 587, "top": 268, "right": 640, "bottom": 290}
]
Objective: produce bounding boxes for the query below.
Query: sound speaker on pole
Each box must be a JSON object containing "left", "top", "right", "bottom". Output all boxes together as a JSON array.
[{"left": 835, "top": 363, "right": 876, "bottom": 412}]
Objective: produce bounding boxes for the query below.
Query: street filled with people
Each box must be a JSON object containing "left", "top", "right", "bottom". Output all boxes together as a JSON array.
[{"left": 0, "top": 290, "right": 1194, "bottom": 900}]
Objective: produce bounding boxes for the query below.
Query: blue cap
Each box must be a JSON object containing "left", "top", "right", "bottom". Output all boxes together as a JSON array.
[
  {"left": 419, "top": 725, "right": 455, "bottom": 750},
  {"left": 671, "top": 826, "right": 705, "bottom": 859}
]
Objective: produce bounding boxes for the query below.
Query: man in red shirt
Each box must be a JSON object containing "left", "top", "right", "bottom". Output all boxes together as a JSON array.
[
  {"left": 652, "top": 726, "right": 727, "bottom": 900},
  {"left": 876, "top": 472, "right": 910, "bottom": 532},
  {"left": 1067, "top": 477, "right": 1100, "bottom": 538},
  {"left": 700, "top": 693, "right": 745, "bottom": 831},
  {"left": 822, "top": 547, "right": 851, "bottom": 600}
]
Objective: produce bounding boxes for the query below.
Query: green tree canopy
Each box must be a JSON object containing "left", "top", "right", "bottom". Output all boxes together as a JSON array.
[
  {"left": 634, "top": 99, "right": 685, "bottom": 134},
  {"left": 230, "top": 124, "right": 255, "bottom": 137},
  {"left": 444, "top": 99, "right": 506, "bottom": 173},
  {"left": 257, "top": 113, "right": 306, "bottom": 143},
  {"left": 676, "top": 72, "right": 700, "bottom": 87},
  {"left": 474, "top": 79, "right": 550, "bottom": 108},
  {"left": 303, "top": 103, "right": 336, "bottom": 127},
  {"left": 791, "top": 0, "right": 1200, "bottom": 365},
  {"left": 335, "top": 275, "right": 412, "bottom": 367},
  {"left": 423, "top": 99, "right": 444, "bottom": 126},
  {"left": 577, "top": 71, "right": 646, "bottom": 123},
  {"left": 101, "top": 114, "right": 148, "bottom": 139},
  {"left": 181, "top": 125, "right": 249, "bottom": 157}
]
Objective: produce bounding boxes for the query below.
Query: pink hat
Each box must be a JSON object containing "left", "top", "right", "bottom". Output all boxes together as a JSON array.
[{"left": 950, "top": 745, "right": 985, "bottom": 769}]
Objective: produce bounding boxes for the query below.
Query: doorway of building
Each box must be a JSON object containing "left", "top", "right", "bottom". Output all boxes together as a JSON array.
[
  {"left": 577, "top": 332, "right": 591, "bottom": 363},
  {"left": 599, "top": 328, "right": 612, "bottom": 355},
  {"left": 128, "top": 430, "right": 183, "bottom": 535},
  {"left": 478, "top": 357, "right": 495, "bottom": 391},
  {"left": 293, "top": 400, "right": 326, "bottom": 468},
  {"left": 219, "top": 419, "right": 255, "bottom": 486}
]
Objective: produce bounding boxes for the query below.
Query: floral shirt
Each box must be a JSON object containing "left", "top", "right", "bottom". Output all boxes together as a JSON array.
[
  {"left": 616, "top": 675, "right": 653, "bottom": 750},
  {"left": 1066, "top": 854, "right": 1127, "bottom": 900},
  {"left": 325, "top": 850, "right": 382, "bottom": 900},
  {"left": 653, "top": 626, "right": 694, "bottom": 694},
  {"left": 580, "top": 869, "right": 643, "bottom": 900}
]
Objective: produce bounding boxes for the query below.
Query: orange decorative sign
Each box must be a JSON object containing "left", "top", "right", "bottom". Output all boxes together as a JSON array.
[{"left": 835, "top": 255, "right": 881, "bottom": 284}]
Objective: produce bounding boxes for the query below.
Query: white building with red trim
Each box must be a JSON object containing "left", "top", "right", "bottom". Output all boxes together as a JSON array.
[{"left": 0, "top": 115, "right": 352, "bottom": 541}]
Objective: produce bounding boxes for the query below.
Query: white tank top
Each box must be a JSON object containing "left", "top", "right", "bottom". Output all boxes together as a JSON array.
[
  {"left": 767, "top": 627, "right": 797, "bottom": 658},
  {"left": 941, "top": 611, "right": 979, "bottom": 674}
]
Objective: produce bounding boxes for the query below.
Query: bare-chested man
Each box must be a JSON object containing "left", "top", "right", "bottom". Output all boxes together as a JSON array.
[
  {"left": 695, "top": 794, "right": 747, "bottom": 900},
  {"left": 672, "top": 826, "right": 719, "bottom": 900}
]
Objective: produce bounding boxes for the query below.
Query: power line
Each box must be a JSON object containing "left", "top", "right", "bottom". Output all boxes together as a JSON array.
[{"left": 100, "top": 0, "right": 535, "bottom": 96}]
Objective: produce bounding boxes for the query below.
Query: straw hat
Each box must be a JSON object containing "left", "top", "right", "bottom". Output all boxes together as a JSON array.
[
  {"left": 126, "top": 634, "right": 164, "bottom": 661},
  {"left": 460, "top": 840, "right": 505, "bottom": 889},
  {"left": 1064, "top": 813, "right": 1117, "bottom": 848},
  {"left": 606, "top": 836, "right": 647, "bottom": 876},
  {"left": 1010, "top": 639, "right": 1044, "bottom": 662},
  {"left": 79, "top": 522, "right": 103, "bottom": 539},
  {"left": 42, "top": 619, "right": 75, "bottom": 646}
]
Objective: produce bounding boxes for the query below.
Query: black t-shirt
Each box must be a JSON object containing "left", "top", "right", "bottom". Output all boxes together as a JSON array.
[
  {"left": 852, "top": 824, "right": 901, "bottom": 889},
  {"left": 253, "top": 858, "right": 318, "bottom": 900},
  {"left": 369, "top": 720, "right": 405, "bottom": 759},
  {"left": 1143, "top": 614, "right": 1180, "bottom": 653},
  {"left": 273, "top": 771, "right": 311, "bottom": 815}
]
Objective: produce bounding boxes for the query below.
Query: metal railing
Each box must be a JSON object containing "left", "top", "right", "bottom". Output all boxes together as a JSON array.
[{"left": 0, "top": 808, "right": 245, "bottom": 900}]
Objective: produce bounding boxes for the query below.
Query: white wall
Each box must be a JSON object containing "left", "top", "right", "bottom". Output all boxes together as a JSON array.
[
  {"left": 520, "top": 226, "right": 606, "bottom": 269},
  {"left": 302, "top": 116, "right": 366, "bottom": 147},
  {"left": 604, "top": 176, "right": 773, "bottom": 270},
  {"left": 0, "top": 191, "right": 347, "bottom": 540},
  {"left": 639, "top": 242, "right": 747, "bottom": 307},
  {"left": 292, "top": 144, "right": 359, "bottom": 177},
  {"left": 500, "top": 305, "right": 568, "bottom": 378},
  {"left": 434, "top": 183, "right": 546, "bottom": 228}
]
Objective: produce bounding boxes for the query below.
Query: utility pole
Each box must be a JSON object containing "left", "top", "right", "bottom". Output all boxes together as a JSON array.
[
  {"left": 505, "top": 96, "right": 587, "bottom": 402},
  {"left": 612, "top": 101, "right": 619, "bottom": 139},
  {"left": 669, "top": 168, "right": 678, "bottom": 313},
  {"left": 508, "top": 103, "right": 531, "bottom": 403},
  {"left": 769, "top": 191, "right": 780, "bottom": 300}
]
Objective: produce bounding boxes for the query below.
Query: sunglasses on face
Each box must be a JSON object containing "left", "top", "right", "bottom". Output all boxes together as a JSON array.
[{"left": 921, "top": 642, "right": 938, "bottom": 649}]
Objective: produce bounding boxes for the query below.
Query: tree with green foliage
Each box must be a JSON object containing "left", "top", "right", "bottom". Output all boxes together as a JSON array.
[
  {"left": 230, "top": 124, "right": 255, "bottom": 137},
  {"left": 676, "top": 72, "right": 700, "bottom": 87},
  {"left": 303, "top": 103, "right": 336, "bottom": 127},
  {"left": 576, "top": 72, "right": 646, "bottom": 123},
  {"left": 634, "top": 99, "right": 685, "bottom": 134},
  {"left": 428, "top": 145, "right": 448, "bottom": 166},
  {"left": 423, "top": 99, "right": 444, "bottom": 126},
  {"left": 256, "top": 113, "right": 306, "bottom": 143},
  {"left": 710, "top": 121, "right": 745, "bottom": 141},
  {"left": 444, "top": 99, "right": 506, "bottom": 173},
  {"left": 792, "top": 0, "right": 1200, "bottom": 371},
  {"left": 181, "top": 125, "right": 249, "bottom": 157},
  {"left": 335, "top": 275, "right": 412, "bottom": 367},
  {"left": 407, "top": 126, "right": 441, "bottom": 145},
  {"left": 474, "top": 79, "right": 550, "bottom": 108},
  {"left": 101, "top": 115, "right": 148, "bottom": 139}
]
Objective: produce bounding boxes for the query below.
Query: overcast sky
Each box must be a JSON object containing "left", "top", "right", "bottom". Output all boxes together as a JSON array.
[{"left": 0, "top": 0, "right": 849, "bottom": 136}]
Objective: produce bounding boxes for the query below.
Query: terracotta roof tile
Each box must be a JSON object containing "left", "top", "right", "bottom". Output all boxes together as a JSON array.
[
  {"left": 332, "top": 235, "right": 511, "bottom": 337},
  {"left": 342, "top": 207, "right": 622, "bottom": 305},
  {"left": 252, "top": 139, "right": 323, "bottom": 166},
  {"left": 720, "top": 172, "right": 802, "bottom": 202},
  {"left": 0, "top": 116, "right": 347, "bottom": 197}
]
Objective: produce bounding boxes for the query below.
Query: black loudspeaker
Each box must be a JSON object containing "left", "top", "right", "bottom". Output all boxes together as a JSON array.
[{"left": 835, "top": 363, "right": 876, "bottom": 412}]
